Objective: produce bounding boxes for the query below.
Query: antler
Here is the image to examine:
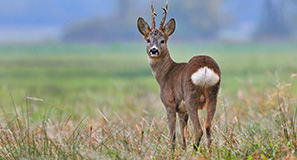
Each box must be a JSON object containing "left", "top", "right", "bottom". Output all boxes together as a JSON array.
[
  {"left": 159, "top": 0, "right": 168, "bottom": 30},
  {"left": 151, "top": 1, "right": 157, "bottom": 29}
]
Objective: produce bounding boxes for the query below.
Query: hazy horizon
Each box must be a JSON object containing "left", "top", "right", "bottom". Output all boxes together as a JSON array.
[{"left": 0, "top": 0, "right": 296, "bottom": 43}]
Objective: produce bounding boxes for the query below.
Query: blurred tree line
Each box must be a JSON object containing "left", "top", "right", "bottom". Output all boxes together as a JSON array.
[
  {"left": 62, "top": 0, "right": 297, "bottom": 42},
  {"left": 255, "top": 0, "right": 297, "bottom": 40}
]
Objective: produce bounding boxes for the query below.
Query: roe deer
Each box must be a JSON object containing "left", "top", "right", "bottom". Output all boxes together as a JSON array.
[{"left": 137, "top": 1, "right": 221, "bottom": 151}]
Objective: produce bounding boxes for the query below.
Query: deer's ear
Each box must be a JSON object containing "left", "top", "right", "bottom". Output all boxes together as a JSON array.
[
  {"left": 137, "top": 17, "right": 151, "bottom": 36},
  {"left": 163, "top": 18, "right": 176, "bottom": 37}
]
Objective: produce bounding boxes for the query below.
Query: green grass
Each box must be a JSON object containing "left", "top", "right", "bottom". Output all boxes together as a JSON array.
[{"left": 0, "top": 42, "right": 297, "bottom": 159}]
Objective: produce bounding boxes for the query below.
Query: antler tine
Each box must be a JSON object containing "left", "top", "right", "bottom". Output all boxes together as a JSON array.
[
  {"left": 159, "top": 0, "right": 168, "bottom": 30},
  {"left": 151, "top": 1, "right": 157, "bottom": 29}
]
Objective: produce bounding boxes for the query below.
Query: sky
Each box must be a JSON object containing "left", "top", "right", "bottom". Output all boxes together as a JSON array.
[
  {"left": 0, "top": 0, "right": 115, "bottom": 43},
  {"left": 0, "top": 0, "right": 115, "bottom": 26}
]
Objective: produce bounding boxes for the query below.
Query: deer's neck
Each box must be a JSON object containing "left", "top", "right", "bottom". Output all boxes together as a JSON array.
[{"left": 148, "top": 51, "right": 175, "bottom": 85}]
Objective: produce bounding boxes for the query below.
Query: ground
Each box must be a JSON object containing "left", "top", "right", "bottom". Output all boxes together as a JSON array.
[{"left": 0, "top": 42, "right": 296, "bottom": 159}]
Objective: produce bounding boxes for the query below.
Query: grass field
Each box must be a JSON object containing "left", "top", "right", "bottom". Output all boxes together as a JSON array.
[{"left": 0, "top": 42, "right": 297, "bottom": 159}]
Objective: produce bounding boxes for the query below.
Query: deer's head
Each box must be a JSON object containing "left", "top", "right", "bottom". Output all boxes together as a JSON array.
[{"left": 137, "top": 1, "right": 175, "bottom": 59}]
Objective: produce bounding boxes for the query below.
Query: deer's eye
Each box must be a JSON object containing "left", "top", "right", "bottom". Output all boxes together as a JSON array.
[
  {"left": 147, "top": 39, "right": 150, "bottom": 43},
  {"left": 160, "top": 40, "right": 165, "bottom": 44}
]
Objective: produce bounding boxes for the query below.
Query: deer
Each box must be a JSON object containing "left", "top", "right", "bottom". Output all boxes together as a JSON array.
[{"left": 137, "top": 1, "right": 221, "bottom": 151}]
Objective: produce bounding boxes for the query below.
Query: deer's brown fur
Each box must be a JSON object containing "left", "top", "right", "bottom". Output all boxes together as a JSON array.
[{"left": 137, "top": 1, "right": 221, "bottom": 151}]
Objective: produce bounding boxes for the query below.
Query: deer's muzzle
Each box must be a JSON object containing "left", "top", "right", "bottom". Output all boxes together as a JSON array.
[{"left": 149, "top": 48, "right": 159, "bottom": 57}]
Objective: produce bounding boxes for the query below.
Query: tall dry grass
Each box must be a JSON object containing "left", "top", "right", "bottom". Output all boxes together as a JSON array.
[{"left": 0, "top": 74, "right": 296, "bottom": 159}]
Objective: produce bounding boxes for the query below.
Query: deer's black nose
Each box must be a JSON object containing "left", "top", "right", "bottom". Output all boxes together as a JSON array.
[{"left": 150, "top": 48, "right": 159, "bottom": 55}]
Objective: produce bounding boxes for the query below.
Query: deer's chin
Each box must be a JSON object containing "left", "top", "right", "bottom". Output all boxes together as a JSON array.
[
  {"left": 149, "top": 54, "right": 159, "bottom": 58},
  {"left": 149, "top": 53, "right": 159, "bottom": 57}
]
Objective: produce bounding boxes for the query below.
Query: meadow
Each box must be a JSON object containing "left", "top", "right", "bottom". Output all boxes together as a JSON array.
[{"left": 0, "top": 42, "right": 297, "bottom": 159}]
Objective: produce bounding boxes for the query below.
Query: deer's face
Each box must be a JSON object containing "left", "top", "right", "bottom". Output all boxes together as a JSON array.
[
  {"left": 137, "top": 17, "right": 175, "bottom": 58},
  {"left": 145, "top": 30, "right": 167, "bottom": 58}
]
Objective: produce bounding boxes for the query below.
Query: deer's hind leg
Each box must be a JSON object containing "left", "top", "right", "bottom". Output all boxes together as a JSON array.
[
  {"left": 205, "top": 85, "right": 220, "bottom": 148},
  {"left": 184, "top": 90, "right": 203, "bottom": 151}
]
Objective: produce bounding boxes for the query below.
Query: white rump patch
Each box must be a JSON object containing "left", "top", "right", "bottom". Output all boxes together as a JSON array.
[{"left": 191, "top": 66, "right": 219, "bottom": 86}]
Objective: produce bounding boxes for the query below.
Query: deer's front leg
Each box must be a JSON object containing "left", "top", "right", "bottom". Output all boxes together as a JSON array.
[
  {"left": 165, "top": 106, "right": 177, "bottom": 151},
  {"left": 178, "top": 112, "right": 188, "bottom": 150}
]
